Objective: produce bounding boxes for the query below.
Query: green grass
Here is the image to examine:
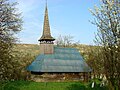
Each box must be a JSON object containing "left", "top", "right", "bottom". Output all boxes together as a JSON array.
[{"left": 0, "top": 80, "right": 108, "bottom": 90}]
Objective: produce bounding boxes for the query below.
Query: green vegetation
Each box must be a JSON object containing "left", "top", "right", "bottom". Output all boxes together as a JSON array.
[
  {"left": 0, "top": 80, "right": 108, "bottom": 90},
  {"left": 90, "top": 0, "right": 120, "bottom": 89},
  {"left": 0, "top": 0, "right": 22, "bottom": 81}
]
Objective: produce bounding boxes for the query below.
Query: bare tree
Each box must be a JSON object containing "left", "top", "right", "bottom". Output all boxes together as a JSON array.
[{"left": 55, "top": 35, "right": 74, "bottom": 47}]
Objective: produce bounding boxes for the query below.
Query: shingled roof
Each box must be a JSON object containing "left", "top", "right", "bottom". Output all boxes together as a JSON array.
[
  {"left": 27, "top": 47, "right": 92, "bottom": 72},
  {"left": 38, "top": 5, "right": 55, "bottom": 41}
]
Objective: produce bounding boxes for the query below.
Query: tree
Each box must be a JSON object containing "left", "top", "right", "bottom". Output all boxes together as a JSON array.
[
  {"left": 55, "top": 35, "right": 74, "bottom": 47},
  {"left": 90, "top": 0, "right": 120, "bottom": 89},
  {"left": 55, "top": 35, "right": 80, "bottom": 47},
  {"left": 0, "top": 0, "right": 22, "bottom": 80},
  {"left": 86, "top": 45, "right": 107, "bottom": 81}
]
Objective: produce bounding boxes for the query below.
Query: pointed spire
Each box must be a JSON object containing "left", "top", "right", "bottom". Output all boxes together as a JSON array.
[{"left": 39, "top": 1, "right": 55, "bottom": 41}]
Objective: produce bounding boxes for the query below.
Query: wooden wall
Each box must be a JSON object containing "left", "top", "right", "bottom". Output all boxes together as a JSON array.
[{"left": 40, "top": 43, "right": 54, "bottom": 54}]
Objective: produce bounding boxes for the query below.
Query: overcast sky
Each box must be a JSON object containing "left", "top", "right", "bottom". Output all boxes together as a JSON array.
[{"left": 11, "top": 0, "right": 100, "bottom": 45}]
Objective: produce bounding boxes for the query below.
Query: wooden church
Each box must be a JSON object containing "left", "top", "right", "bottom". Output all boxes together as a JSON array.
[{"left": 27, "top": 3, "right": 92, "bottom": 81}]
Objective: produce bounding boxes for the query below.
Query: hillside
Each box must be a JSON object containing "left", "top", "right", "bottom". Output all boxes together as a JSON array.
[
  {"left": 14, "top": 44, "right": 40, "bottom": 56},
  {"left": 15, "top": 44, "right": 95, "bottom": 60}
]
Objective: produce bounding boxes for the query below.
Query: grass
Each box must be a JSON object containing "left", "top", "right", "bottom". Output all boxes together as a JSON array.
[
  {"left": 14, "top": 44, "right": 40, "bottom": 56},
  {"left": 0, "top": 80, "right": 108, "bottom": 90}
]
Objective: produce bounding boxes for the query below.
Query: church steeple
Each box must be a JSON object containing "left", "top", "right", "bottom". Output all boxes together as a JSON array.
[
  {"left": 39, "top": 2, "right": 55, "bottom": 54},
  {"left": 39, "top": 3, "right": 55, "bottom": 41}
]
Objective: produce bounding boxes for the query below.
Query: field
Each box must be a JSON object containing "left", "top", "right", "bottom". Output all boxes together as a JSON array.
[{"left": 0, "top": 80, "right": 108, "bottom": 90}]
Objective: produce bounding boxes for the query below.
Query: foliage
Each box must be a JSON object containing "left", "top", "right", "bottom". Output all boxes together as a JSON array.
[
  {"left": 0, "top": 0, "right": 22, "bottom": 81},
  {"left": 86, "top": 46, "right": 104, "bottom": 78},
  {"left": 90, "top": 0, "right": 120, "bottom": 89},
  {"left": 6, "top": 44, "right": 40, "bottom": 81}
]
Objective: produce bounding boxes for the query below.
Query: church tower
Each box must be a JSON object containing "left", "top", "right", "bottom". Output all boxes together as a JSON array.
[{"left": 38, "top": 4, "right": 55, "bottom": 54}]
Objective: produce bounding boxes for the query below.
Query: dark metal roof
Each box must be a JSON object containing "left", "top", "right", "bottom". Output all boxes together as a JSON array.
[{"left": 27, "top": 47, "right": 92, "bottom": 72}]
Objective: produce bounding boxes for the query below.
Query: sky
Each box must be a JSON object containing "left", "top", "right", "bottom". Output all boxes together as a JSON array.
[{"left": 12, "top": 0, "right": 100, "bottom": 45}]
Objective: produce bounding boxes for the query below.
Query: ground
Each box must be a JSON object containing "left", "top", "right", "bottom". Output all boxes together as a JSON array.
[{"left": 0, "top": 80, "right": 108, "bottom": 90}]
